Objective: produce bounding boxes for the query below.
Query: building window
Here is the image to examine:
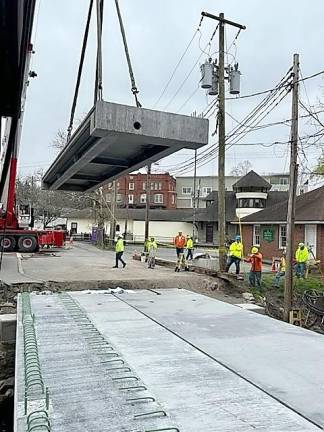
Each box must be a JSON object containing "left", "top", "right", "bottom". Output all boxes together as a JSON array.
[
  {"left": 129, "top": 175, "right": 133, "bottom": 180},
  {"left": 279, "top": 178, "right": 289, "bottom": 185},
  {"left": 117, "top": 182, "right": 120, "bottom": 188},
  {"left": 129, "top": 182, "right": 134, "bottom": 190},
  {"left": 253, "top": 225, "right": 260, "bottom": 246},
  {"left": 279, "top": 225, "right": 287, "bottom": 248},
  {"left": 172, "top": 195, "right": 175, "bottom": 204},
  {"left": 143, "top": 182, "right": 146, "bottom": 190},
  {"left": 128, "top": 194, "right": 134, "bottom": 204},
  {"left": 140, "top": 193, "right": 146, "bottom": 203},
  {"left": 158, "top": 182, "right": 162, "bottom": 190},
  {"left": 71, "top": 222, "right": 78, "bottom": 234},
  {"left": 238, "top": 198, "right": 266, "bottom": 208},
  {"left": 254, "top": 198, "right": 265, "bottom": 208},
  {"left": 202, "top": 187, "right": 212, "bottom": 196},
  {"left": 116, "top": 194, "right": 123, "bottom": 202},
  {"left": 154, "top": 194, "right": 163, "bottom": 204},
  {"left": 182, "top": 187, "right": 192, "bottom": 195},
  {"left": 105, "top": 193, "right": 111, "bottom": 202}
]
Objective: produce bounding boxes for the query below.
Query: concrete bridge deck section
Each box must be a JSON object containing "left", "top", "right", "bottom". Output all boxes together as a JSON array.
[{"left": 15, "top": 289, "right": 323, "bottom": 431}]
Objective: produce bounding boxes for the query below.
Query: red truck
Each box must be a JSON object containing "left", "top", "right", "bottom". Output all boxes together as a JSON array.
[{"left": 0, "top": 3, "right": 64, "bottom": 253}]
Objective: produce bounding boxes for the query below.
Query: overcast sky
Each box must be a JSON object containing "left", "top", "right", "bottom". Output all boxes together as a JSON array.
[{"left": 19, "top": 0, "right": 324, "bottom": 182}]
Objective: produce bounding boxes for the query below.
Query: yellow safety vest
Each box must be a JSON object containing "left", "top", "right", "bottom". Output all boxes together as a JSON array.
[
  {"left": 295, "top": 247, "right": 308, "bottom": 263},
  {"left": 186, "top": 238, "right": 193, "bottom": 249},
  {"left": 279, "top": 257, "right": 286, "bottom": 272},
  {"left": 229, "top": 241, "right": 243, "bottom": 259},
  {"left": 148, "top": 241, "right": 157, "bottom": 251},
  {"left": 115, "top": 238, "right": 124, "bottom": 253}
]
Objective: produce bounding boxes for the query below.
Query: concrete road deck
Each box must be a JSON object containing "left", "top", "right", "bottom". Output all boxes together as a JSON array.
[
  {"left": 15, "top": 289, "right": 324, "bottom": 431},
  {"left": 0, "top": 243, "right": 207, "bottom": 287}
]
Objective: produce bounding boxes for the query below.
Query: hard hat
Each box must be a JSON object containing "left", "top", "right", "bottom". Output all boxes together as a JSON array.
[
  {"left": 235, "top": 235, "right": 241, "bottom": 241},
  {"left": 298, "top": 242, "right": 304, "bottom": 247},
  {"left": 251, "top": 246, "right": 258, "bottom": 254}
]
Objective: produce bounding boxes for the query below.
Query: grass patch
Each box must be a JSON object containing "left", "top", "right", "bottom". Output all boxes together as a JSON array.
[{"left": 242, "top": 272, "right": 324, "bottom": 303}]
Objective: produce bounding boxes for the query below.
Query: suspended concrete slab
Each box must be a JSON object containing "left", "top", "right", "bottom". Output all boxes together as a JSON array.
[{"left": 42, "top": 101, "right": 209, "bottom": 192}]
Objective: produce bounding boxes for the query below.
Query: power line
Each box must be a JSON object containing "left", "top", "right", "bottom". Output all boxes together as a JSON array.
[
  {"left": 162, "top": 25, "right": 221, "bottom": 111},
  {"left": 152, "top": 28, "right": 200, "bottom": 109}
]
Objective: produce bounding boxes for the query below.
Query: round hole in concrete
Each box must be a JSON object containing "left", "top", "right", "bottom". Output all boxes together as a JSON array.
[{"left": 133, "top": 121, "right": 141, "bottom": 130}]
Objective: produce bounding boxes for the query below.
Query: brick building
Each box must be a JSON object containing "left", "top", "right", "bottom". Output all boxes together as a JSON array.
[
  {"left": 104, "top": 172, "right": 176, "bottom": 209},
  {"left": 240, "top": 186, "right": 324, "bottom": 270}
]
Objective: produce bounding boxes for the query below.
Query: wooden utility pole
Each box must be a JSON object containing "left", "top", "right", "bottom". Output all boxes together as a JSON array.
[
  {"left": 109, "top": 180, "right": 117, "bottom": 244},
  {"left": 144, "top": 164, "right": 151, "bottom": 243},
  {"left": 284, "top": 53, "right": 299, "bottom": 322},
  {"left": 192, "top": 149, "right": 197, "bottom": 240},
  {"left": 201, "top": 11, "right": 246, "bottom": 271},
  {"left": 218, "top": 13, "right": 226, "bottom": 271}
]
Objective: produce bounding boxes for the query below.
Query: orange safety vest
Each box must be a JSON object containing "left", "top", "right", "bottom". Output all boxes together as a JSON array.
[{"left": 174, "top": 235, "right": 186, "bottom": 248}]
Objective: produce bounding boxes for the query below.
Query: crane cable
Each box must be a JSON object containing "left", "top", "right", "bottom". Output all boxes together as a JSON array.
[
  {"left": 66, "top": 0, "right": 94, "bottom": 141},
  {"left": 94, "top": 0, "right": 104, "bottom": 103},
  {"left": 114, "top": 0, "right": 142, "bottom": 107}
]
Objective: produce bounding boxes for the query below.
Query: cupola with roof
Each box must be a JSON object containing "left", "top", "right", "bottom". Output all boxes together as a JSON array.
[{"left": 232, "top": 170, "right": 272, "bottom": 219}]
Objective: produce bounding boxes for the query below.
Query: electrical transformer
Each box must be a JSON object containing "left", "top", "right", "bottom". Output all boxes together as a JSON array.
[
  {"left": 208, "top": 69, "right": 218, "bottom": 96},
  {"left": 200, "top": 59, "right": 213, "bottom": 89},
  {"left": 229, "top": 63, "right": 241, "bottom": 94}
]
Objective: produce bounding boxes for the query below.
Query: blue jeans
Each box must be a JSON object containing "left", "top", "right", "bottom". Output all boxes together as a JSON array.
[
  {"left": 296, "top": 262, "right": 306, "bottom": 278},
  {"left": 225, "top": 256, "right": 241, "bottom": 274},
  {"left": 249, "top": 271, "right": 262, "bottom": 288},
  {"left": 273, "top": 271, "right": 285, "bottom": 287}
]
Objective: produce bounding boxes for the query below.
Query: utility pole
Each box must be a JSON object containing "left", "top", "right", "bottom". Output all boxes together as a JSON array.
[
  {"left": 110, "top": 180, "right": 117, "bottom": 244},
  {"left": 144, "top": 164, "right": 151, "bottom": 244},
  {"left": 201, "top": 12, "right": 246, "bottom": 271},
  {"left": 284, "top": 53, "right": 299, "bottom": 322},
  {"left": 218, "top": 13, "right": 226, "bottom": 271},
  {"left": 192, "top": 149, "right": 197, "bottom": 240}
]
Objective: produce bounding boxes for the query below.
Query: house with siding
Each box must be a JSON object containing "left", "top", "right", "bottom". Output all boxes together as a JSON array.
[
  {"left": 62, "top": 207, "right": 193, "bottom": 243},
  {"left": 239, "top": 186, "right": 324, "bottom": 268}
]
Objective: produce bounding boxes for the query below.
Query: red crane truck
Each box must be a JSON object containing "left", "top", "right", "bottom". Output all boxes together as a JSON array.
[{"left": 0, "top": 2, "right": 64, "bottom": 253}]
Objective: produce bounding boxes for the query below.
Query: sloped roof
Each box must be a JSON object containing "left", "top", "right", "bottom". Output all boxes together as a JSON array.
[
  {"left": 116, "top": 208, "right": 194, "bottom": 222},
  {"left": 196, "top": 191, "right": 288, "bottom": 222},
  {"left": 188, "top": 192, "right": 237, "bottom": 222},
  {"left": 232, "top": 170, "right": 272, "bottom": 190},
  {"left": 241, "top": 186, "right": 324, "bottom": 223},
  {"left": 62, "top": 207, "right": 194, "bottom": 222}
]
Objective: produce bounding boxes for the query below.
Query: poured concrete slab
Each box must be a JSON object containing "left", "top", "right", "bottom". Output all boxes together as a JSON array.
[
  {"left": 42, "top": 101, "right": 208, "bottom": 192},
  {"left": 15, "top": 290, "right": 322, "bottom": 431},
  {"left": 116, "top": 288, "right": 324, "bottom": 428}
]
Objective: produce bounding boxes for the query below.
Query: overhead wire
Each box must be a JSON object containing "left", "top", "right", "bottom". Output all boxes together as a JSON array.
[
  {"left": 152, "top": 18, "right": 203, "bottom": 109},
  {"left": 163, "top": 76, "right": 293, "bottom": 175},
  {"left": 162, "top": 23, "right": 221, "bottom": 111},
  {"left": 67, "top": 0, "right": 94, "bottom": 141},
  {"left": 158, "top": 66, "right": 324, "bottom": 176}
]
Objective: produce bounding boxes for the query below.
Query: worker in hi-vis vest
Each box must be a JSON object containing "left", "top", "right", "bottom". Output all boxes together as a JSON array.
[
  {"left": 295, "top": 242, "right": 308, "bottom": 278},
  {"left": 174, "top": 231, "right": 188, "bottom": 272},
  {"left": 186, "top": 235, "right": 194, "bottom": 261},
  {"left": 225, "top": 235, "right": 243, "bottom": 275},
  {"left": 147, "top": 237, "right": 158, "bottom": 269},
  {"left": 113, "top": 235, "right": 126, "bottom": 269}
]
